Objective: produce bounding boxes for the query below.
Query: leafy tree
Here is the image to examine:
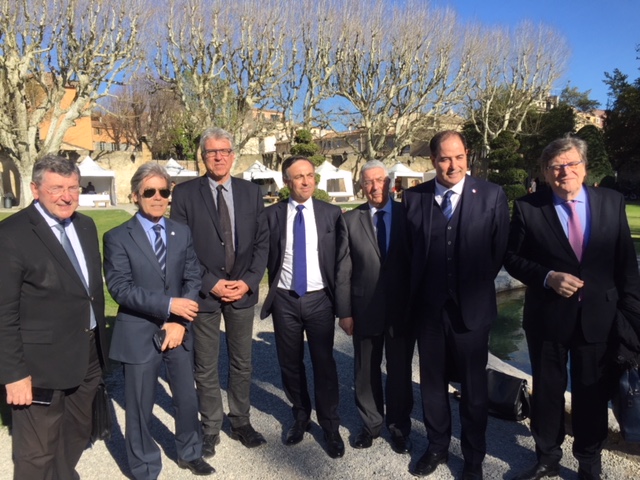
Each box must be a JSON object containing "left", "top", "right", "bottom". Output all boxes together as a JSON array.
[
  {"left": 603, "top": 67, "right": 640, "bottom": 173},
  {"left": 289, "top": 129, "right": 325, "bottom": 166},
  {"left": 559, "top": 85, "right": 600, "bottom": 112},
  {"left": 487, "top": 132, "right": 527, "bottom": 201},
  {"left": 576, "top": 125, "right": 612, "bottom": 185}
]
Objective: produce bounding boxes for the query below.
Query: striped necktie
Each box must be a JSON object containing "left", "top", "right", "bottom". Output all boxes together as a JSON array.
[
  {"left": 152, "top": 224, "right": 166, "bottom": 273},
  {"left": 441, "top": 190, "right": 453, "bottom": 219}
]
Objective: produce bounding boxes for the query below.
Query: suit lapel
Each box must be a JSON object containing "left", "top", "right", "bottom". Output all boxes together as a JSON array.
[
  {"left": 128, "top": 217, "right": 165, "bottom": 279},
  {"left": 28, "top": 205, "right": 86, "bottom": 291},
  {"left": 199, "top": 176, "right": 224, "bottom": 243},
  {"left": 275, "top": 201, "right": 287, "bottom": 256},
  {"left": 73, "top": 215, "right": 97, "bottom": 291},
  {"left": 540, "top": 191, "right": 577, "bottom": 260},
  {"left": 357, "top": 204, "right": 380, "bottom": 258},
  {"left": 458, "top": 176, "right": 478, "bottom": 226}
]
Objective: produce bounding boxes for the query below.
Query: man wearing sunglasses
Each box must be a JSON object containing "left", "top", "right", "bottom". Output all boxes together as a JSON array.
[
  {"left": 104, "top": 163, "right": 213, "bottom": 478},
  {"left": 171, "top": 127, "right": 269, "bottom": 456}
]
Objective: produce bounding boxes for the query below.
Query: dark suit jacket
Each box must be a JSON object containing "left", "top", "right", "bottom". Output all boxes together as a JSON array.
[
  {"left": 260, "top": 198, "right": 351, "bottom": 319},
  {"left": 104, "top": 216, "right": 201, "bottom": 364},
  {"left": 342, "top": 200, "right": 411, "bottom": 337},
  {"left": 504, "top": 186, "right": 639, "bottom": 343},
  {"left": 0, "top": 203, "right": 107, "bottom": 390},
  {"left": 403, "top": 176, "right": 510, "bottom": 330},
  {"left": 170, "top": 176, "right": 269, "bottom": 312}
]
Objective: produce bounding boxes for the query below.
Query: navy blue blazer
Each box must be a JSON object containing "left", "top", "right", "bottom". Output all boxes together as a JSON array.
[
  {"left": 104, "top": 216, "right": 201, "bottom": 364},
  {"left": 260, "top": 198, "right": 351, "bottom": 319},
  {"left": 403, "top": 176, "right": 510, "bottom": 330}
]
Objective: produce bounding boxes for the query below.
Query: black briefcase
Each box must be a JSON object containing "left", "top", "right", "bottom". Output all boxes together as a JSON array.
[
  {"left": 486, "top": 368, "right": 531, "bottom": 421},
  {"left": 90, "top": 383, "right": 113, "bottom": 443}
]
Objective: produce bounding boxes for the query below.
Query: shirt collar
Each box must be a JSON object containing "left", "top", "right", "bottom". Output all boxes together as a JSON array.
[
  {"left": 435, "top": 176, "right": 466, "bottom": 197},
  {"left": 552, "top": 186, "right": 587, "bottom": 206},
  {"left": 136, "top": 212, "right": 166, "bottom": 233},
  {"left": 369, "top": 198, "right": 392, "bottom": 216},
  {"left": 289, "top": 196, "right": 314, "bottom": 213}
]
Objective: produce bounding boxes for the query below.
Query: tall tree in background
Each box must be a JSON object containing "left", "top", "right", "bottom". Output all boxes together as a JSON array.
[
  {"left": 603, "top": 65, "right": 640, "bottom": 176},
  {"left": 487, "top": 131, "right": 527, "bottom": 201},
  {"left": 576, "top": 124, "right": 611, "bottom": 185},
  {"left": 464, "top": 22, "right": 568, "bottom": 174},
  {"left": 0, "top": 0, "right": 144, "bottom": 205}
]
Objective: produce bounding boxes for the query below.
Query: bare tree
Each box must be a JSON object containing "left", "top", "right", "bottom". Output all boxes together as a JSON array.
[
  {"left": 157, "top": 0, "right": 289, "bottom": 151},
  {"left": 0, "top": 0, "right": 145, "bottom": 205},
  {"left": 328, "top": 0, "right": 469, "bottom": 164},
  {"left": 463, "top": 21, "right": 569, "bottom": 171}
]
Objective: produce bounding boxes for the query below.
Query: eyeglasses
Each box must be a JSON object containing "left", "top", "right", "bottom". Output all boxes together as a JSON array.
[
  {"left": 203, "top": 148, "right": 233, "bottom": 158},
  {"left": 141, "top": 188, "right": 171, "bottom": 199},
  {"left": 545, "top": 161, "right": 584, "bottom": 173},
  {"left": 362, "top": 178, "right": 387, "bottom": 188},
  {"left": 44, "top": 186, "right": 81, "bottom": 197}
]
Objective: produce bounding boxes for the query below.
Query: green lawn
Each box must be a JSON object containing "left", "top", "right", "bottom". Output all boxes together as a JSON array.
[{"left": 625, "top": 201, "right": 640, "bottom": 253}]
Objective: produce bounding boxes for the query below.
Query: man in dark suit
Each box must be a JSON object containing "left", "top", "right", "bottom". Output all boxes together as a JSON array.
[
  {"left": 339, "top": 160, "right": 414, "bottom": 454},
  {"left": 170, "top": 127, "right": 269, "bottom": 455},
  {"left": 0, "top": 155, "right": 107, "bottom": 480},
  {"left": 404, "top": 131, "right": 509, "bottom": 479},
  {"left": 505, "top": 137, "right": 639, "bottom": 480},
  {"left": 104, "top": 163, "right": 214, "bottom": 479},
  {"left": 260, "top": 155, "right": 351, "bottom": 458}
]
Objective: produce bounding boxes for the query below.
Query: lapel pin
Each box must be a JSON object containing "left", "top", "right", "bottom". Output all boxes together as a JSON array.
[
  {"left": 472, "top": 189, "right": 477, "bottom": 193},
  {"left": 171, "top": 231, "right": 175, "bottom": 236}
]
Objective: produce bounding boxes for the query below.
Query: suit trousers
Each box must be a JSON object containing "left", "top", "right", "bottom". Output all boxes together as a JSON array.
[
  {"left": 353, "top": 330, "right": 414, "bottom": 437},
  {"left": 123, "top": 344, "right": 202, "bottom": 480},
  {"left": 272, "top": 288, "right": 340, "bottom": 433},
  {"left": 526, "top": 323, "right": 610, "bottom": 475},
  {"left": 417, "top": 301, "right": 489, "bottom": 467},
  {"left": 193, "top": 305, "right": 254, "bottom": 435},
  {"left": 11, "top": 332, "right": 102, "bottom": 480}
]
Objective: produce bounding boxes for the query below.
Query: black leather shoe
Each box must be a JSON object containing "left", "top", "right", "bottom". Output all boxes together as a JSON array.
[
  {"left": 230, "top": 424, "right": 267, "bottom": 448},
  {"left": 285, "top": 420, "right": 311, "bottom": 445},
  {"left": 511, "top": 462, "right": 560, "bottom": 480},
  {"left": 461, "top": 463, "right": 483, "bottom": 480},
  {"left": 412, "top": 451, "right": 448, "bottom": 477},
  {"left": 201, "top": 433, "right": 220, "bottom": 459},
  {"left": 577, "top": 467, "right": 600, "bottom": 480},
  {"left": 177, "top": 457, "right": 215, "bottom": 476},
  {"left": 353, "top": 430, "right": 378, "bottom": 449},
  {"left": 324, "top": 430, "right": 345, "bottom": 458},
  {"left": 390, "top": 433, "right": 412, "bottom": 454}
]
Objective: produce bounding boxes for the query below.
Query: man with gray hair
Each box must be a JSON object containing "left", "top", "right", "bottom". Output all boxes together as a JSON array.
[
  {"left": 0, "top": 155, "right": 107, "bottom": 479},
  {"left": 339, "top": 160, "right": 415, "bottom": 454},
  {"left": 171, "top": 127, "right": 269, "bottom": 456},
  {"left": 506, "top": 136, "right": 639, "bottom": 480}
]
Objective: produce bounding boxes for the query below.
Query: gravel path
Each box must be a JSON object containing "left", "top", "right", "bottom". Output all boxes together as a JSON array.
[{"left": 1, "top": 307, "right": 639, "bottom": 479}]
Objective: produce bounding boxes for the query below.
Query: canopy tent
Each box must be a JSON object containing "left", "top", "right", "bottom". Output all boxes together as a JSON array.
[
  {"left": 77, "top": 156, "right": 117, "bottom": 206},
  {"left": 240, "top": 161, "right": 283, "bottom": 195},
  {"left": 388, "top": 162, "right": 424, "bottom": 189},
  {"left": 316, "top": 160, "right": 354, "bottom": 200},
  {"left": 165, "top": 158, "right": 198, "bottom": 185}
]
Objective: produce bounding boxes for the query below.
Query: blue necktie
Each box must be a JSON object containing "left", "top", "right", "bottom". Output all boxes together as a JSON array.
[
  {"left": 375, "top": 210, "right": 387, "bottom": 261},
  {"left": 293, "top": 205, "right": 307, "bottom": 297},
  {"left": 441, "top": 190, "right": 453, "bottom": 219},
  {"left": 152, "top": 224, "right": 166, "bottom": 273}
]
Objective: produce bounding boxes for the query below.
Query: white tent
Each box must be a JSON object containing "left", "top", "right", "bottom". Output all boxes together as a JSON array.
[
  {"left": 388, "top": 162, "right": 423, "bottom": 189},
  {"left": 77, "top": 156, "right": 117, "bottom": 206},
  {"left": 240, "top": 161, "right": 283, "bottom": 195},
  {"left": 166, "top": 158, "right": 198, "bottom": 185},
  {"left": 316, "top": 160, "right": 354, "bottom": 200}
]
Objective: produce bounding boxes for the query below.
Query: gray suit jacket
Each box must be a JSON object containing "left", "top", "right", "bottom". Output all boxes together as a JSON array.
[
  {"left": 104, "top": 216, "right": 201, "bottom": 364},
  {"left": 260, "top": 199, "right": 351, "bottom": 319},
  {"left": 342, "top": 200, "right": 411, "bottom": 337},
  {"left": 170, "top": 176, "right": 268, "bottom": 312}
]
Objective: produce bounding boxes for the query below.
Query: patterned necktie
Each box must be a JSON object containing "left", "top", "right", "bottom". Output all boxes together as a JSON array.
[
  {"left": 566, "top": 201, "right": 584, "bottom": 261},
  {"left": 54, "top": 222, "right": 88, "bottom": 290},
  {"left": 152, "top": 224, "right": 166, "bottom": 273},
  {"left": 441, "top": 190, "right": 453, "bottom": 219},
  {"left": 293, "top": 204, "right": 307, "bottom": 297},
  {"left": 375, "top": 210, "right": 387, "bottom": 261},
  {"left": 54, "top": 221, "right": 96, "bottom": 329},
  {"left": 216, "top": 185, "right": 235, "bottom": 274}
]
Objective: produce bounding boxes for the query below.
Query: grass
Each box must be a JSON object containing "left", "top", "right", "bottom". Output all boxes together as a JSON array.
[{"left": 625, "top": 201, "right": 640, "bottom": 253}]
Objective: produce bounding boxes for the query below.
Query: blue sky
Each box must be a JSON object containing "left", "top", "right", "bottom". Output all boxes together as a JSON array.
[{"left": 433, "top": 0, "right": 640, "bottom": 108}]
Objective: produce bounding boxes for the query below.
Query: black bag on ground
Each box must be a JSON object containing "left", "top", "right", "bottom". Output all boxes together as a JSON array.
[
  {"left": 90, "top": 382, "right": 113, "bottom": 443},
  {"left": 612, "top": 365, "right": 640, "bottom": 443},
  {"left": 486, "top": 368, "right": 531, "bottom": 421}
]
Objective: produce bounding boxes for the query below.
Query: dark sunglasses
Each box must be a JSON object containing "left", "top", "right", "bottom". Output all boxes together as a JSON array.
[{"left": 141, "top": 188, "right": 171, "bottom": 199}]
